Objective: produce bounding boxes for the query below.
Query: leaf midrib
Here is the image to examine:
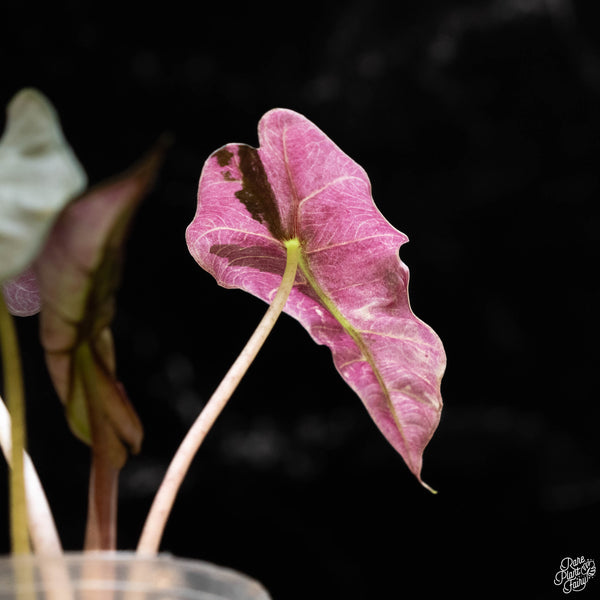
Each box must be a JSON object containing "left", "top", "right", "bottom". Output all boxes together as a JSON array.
[
  {"left": 296, "top": 247, "right": 412, "bottom": 468},
  {"left": 279, "top": 126, "right": 412, "bottom": 467}
]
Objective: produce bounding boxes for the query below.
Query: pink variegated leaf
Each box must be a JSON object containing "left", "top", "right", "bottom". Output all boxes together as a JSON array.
[
  {"left": 186, "top": 109, "right": 446, "bottom": 486},
  {"left": 2, "top": 267, "right": 40, "bottom": 317}
]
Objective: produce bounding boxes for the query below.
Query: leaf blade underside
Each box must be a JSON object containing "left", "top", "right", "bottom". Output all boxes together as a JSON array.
[{"left": 186, "top": 109, "right": 446, "bottom": 484}]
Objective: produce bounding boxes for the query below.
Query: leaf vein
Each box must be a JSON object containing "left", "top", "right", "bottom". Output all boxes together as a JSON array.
[
  {"left": 305, "top": 233, "right": 399, "bottom": 255},
  {"left": 297, "top": 175, "right": 363, "bottom": 209},
  {"left": 196, "top": 227, "right": 282, "bottom": 246}
]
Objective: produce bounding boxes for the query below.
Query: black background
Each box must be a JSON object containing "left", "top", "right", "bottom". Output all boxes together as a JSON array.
[{"left": 1, "top": 1, "right": 599, "bottom": 598}]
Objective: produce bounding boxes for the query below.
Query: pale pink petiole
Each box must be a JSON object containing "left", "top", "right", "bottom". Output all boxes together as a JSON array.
[
  {"left": 136, "top": 238, "right": 301, "bottom": 555},
  {"left": 0, "top": 395, "right": 63, "bottom": 555}
]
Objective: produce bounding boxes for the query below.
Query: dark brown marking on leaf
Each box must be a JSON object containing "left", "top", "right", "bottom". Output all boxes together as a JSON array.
[
  {"left": 222, "top": 170, "right": 236, "bottom": 182},
  {"left": 215, "top": 148, "right": 234, "bottom": 167},
  {"left": 235, "top": 145, "right": 286, "bottom": 241}
]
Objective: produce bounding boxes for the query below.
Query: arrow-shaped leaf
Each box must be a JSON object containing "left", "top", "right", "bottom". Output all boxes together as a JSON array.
[
  {"left": 186, "top": 109, "right": 446, "bottom": 485},
  {"left": 35, "top": 145, "right": 166, "bottom": 465},
  {"left": 0, "top": 88, "right": 86, "bottom": 285}
]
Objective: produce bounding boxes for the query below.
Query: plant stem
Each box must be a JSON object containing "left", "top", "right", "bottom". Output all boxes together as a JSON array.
[
  {"left": 137, "top": 238, "right": 301, "bottom": 555},
  {"left": 0, "top": 396, "right": 63, "bottom": 555},
  {"left": 84, "top": 449, "right": 119, "bottom": 551},
  {"left": 76, "top": 343, "right": 120, "bottom": 551},
  {"left": 84, "top": 441, "right": 118, "bottom": 552},
  {"left": 0, "top": 295, "right": 30, "bottom": 555}
]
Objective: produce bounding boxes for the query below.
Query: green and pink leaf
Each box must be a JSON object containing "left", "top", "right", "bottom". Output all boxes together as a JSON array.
[{"left": 37, "top": 147, "right": 166, "bottom": 464}]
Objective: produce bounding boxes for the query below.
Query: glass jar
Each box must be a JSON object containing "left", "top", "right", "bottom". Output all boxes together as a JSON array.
[{"left": 0, "top": 551, "right": 271, "bottom": 600}]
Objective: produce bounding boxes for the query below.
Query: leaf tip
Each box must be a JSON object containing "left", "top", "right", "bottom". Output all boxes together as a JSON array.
[
  {"left": 6, "top": 87, "right": 55, "bottom": 123},
  {"left": 420, "top": 480, "right": 438, "bottom": 495}
]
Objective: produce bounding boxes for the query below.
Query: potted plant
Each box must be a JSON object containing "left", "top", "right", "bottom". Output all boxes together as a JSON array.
[{"left": 0, "top": 88, "right": 446, "bottom": 598}]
